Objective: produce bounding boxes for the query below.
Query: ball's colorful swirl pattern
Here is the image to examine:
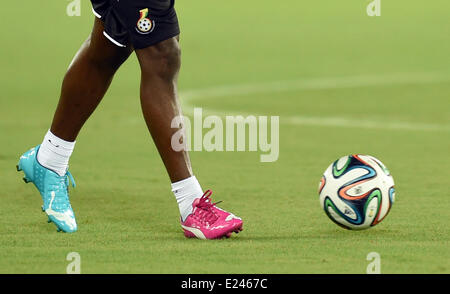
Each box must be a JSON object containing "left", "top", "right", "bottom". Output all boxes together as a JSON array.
[{"left": 322, "top": 154, "right": 394, "bottom": 229}]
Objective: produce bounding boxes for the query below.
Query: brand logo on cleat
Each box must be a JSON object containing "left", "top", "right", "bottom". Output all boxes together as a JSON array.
[
  {"left": 225, "top": 214, "right": 241, "bottom": 222},
  {"left": 45, "top": 191, "right": 77, "bottom": 232},
  {"left": 20, "top": 149, "right": 35, "bottom": 159}
]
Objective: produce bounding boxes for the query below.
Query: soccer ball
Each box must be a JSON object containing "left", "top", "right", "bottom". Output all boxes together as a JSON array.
[{"left": 318, "top": 154, "right": 395, "bottom": 230}]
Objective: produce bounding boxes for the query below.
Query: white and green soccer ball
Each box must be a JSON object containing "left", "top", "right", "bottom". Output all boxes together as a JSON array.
[{"left": 318, "top": 154, "right": 395, "bottom": 230}]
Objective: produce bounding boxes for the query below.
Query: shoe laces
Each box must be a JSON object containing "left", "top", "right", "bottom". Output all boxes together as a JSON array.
[
  {"left": 65, "top": 170, "right": 76, "bottom": 189},
  {"left": 193, "top": 190, "right": 222, "bottom": 226},
  {"left": 59, "top": 170, "right": 76, "bottom": 192}
]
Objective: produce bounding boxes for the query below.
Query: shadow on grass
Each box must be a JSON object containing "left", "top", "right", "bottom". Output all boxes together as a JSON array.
[
  {"left": 121, "top": 225, "right": 409, "bottom": 243},
  {"left": 203, "top": 227, "right": 409, "bottom": 242}
]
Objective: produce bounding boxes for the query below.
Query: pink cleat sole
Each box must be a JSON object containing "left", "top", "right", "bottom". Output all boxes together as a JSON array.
[{"left": 183, "top": 223, "right": 243, "bottom": 240}]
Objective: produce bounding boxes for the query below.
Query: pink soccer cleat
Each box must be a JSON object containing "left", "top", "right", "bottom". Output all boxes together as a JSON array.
[{"left": 181, "top": 190, "right": 243, "bottom": 240}]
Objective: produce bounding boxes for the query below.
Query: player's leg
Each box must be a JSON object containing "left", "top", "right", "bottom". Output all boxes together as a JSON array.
[
  {"left": 17, "top": 17, "right": 133, "bottom": 233},
  {"left": 128, "top": 0, "right": 243, "bottom": 239},
  {"left": 135, "top": 37, "right": 190, "bottom": 183},
  {"left": 51, "top": 17, "right": 133, "bottom": 142},
  {"left": 39, "top": 16, "right": 133, "bottom": 178},
  {"left": 135, "top": 38, "right": 243, "bottom": 239},
  {"left": 135, "top": 37, "right": 200, "bottom": 221}
]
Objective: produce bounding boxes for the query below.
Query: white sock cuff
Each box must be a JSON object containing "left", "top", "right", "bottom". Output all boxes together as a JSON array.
[
  {"left": 171, "top": 176, "right": 204, "bottom": 221},
  {"left": 42, "top": 130, "right": 76, "bottom": 155},
  {"left": 171, "top": 176, "right": 202, "bottom": 193},
  {"left": 37, "top": 130, "right": 76, "bottom": 176}
]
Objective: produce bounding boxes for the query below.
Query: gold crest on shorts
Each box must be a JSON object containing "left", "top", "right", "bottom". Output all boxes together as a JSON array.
[{"left": 136, "top": 8, "right": 155, "bottom": 34}]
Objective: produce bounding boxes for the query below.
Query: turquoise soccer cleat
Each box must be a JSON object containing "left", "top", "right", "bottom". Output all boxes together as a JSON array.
[{"left": 17, "top": 145, "right": 77, "bottom": 233}]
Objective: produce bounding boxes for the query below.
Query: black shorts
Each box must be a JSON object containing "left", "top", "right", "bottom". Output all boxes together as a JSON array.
[{"left": 90, "top": 0, "right": 179, "bottom": 49}]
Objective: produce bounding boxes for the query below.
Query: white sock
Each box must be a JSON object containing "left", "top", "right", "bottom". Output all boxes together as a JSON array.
[
  {"left": 171, "top": 176, "right": 204, "bottom": 221},
  {"left": 37, "top": 130, "right": 76, "bottom": 176}
]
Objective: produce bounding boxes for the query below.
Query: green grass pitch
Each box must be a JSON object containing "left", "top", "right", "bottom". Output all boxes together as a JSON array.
[{"left": 0, "top": 1, "right": 449, "bottom": 273}]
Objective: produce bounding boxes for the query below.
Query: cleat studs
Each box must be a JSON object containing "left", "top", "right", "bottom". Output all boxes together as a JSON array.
[
  {"left": 23, "top": 177, "right": 30, "bottom": 183},
  {"left": 57, "top": 228, "right": 61, "bottom": 232},
  {"left": 16, "top": 165, "right": 22, "bottom": 172}
]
